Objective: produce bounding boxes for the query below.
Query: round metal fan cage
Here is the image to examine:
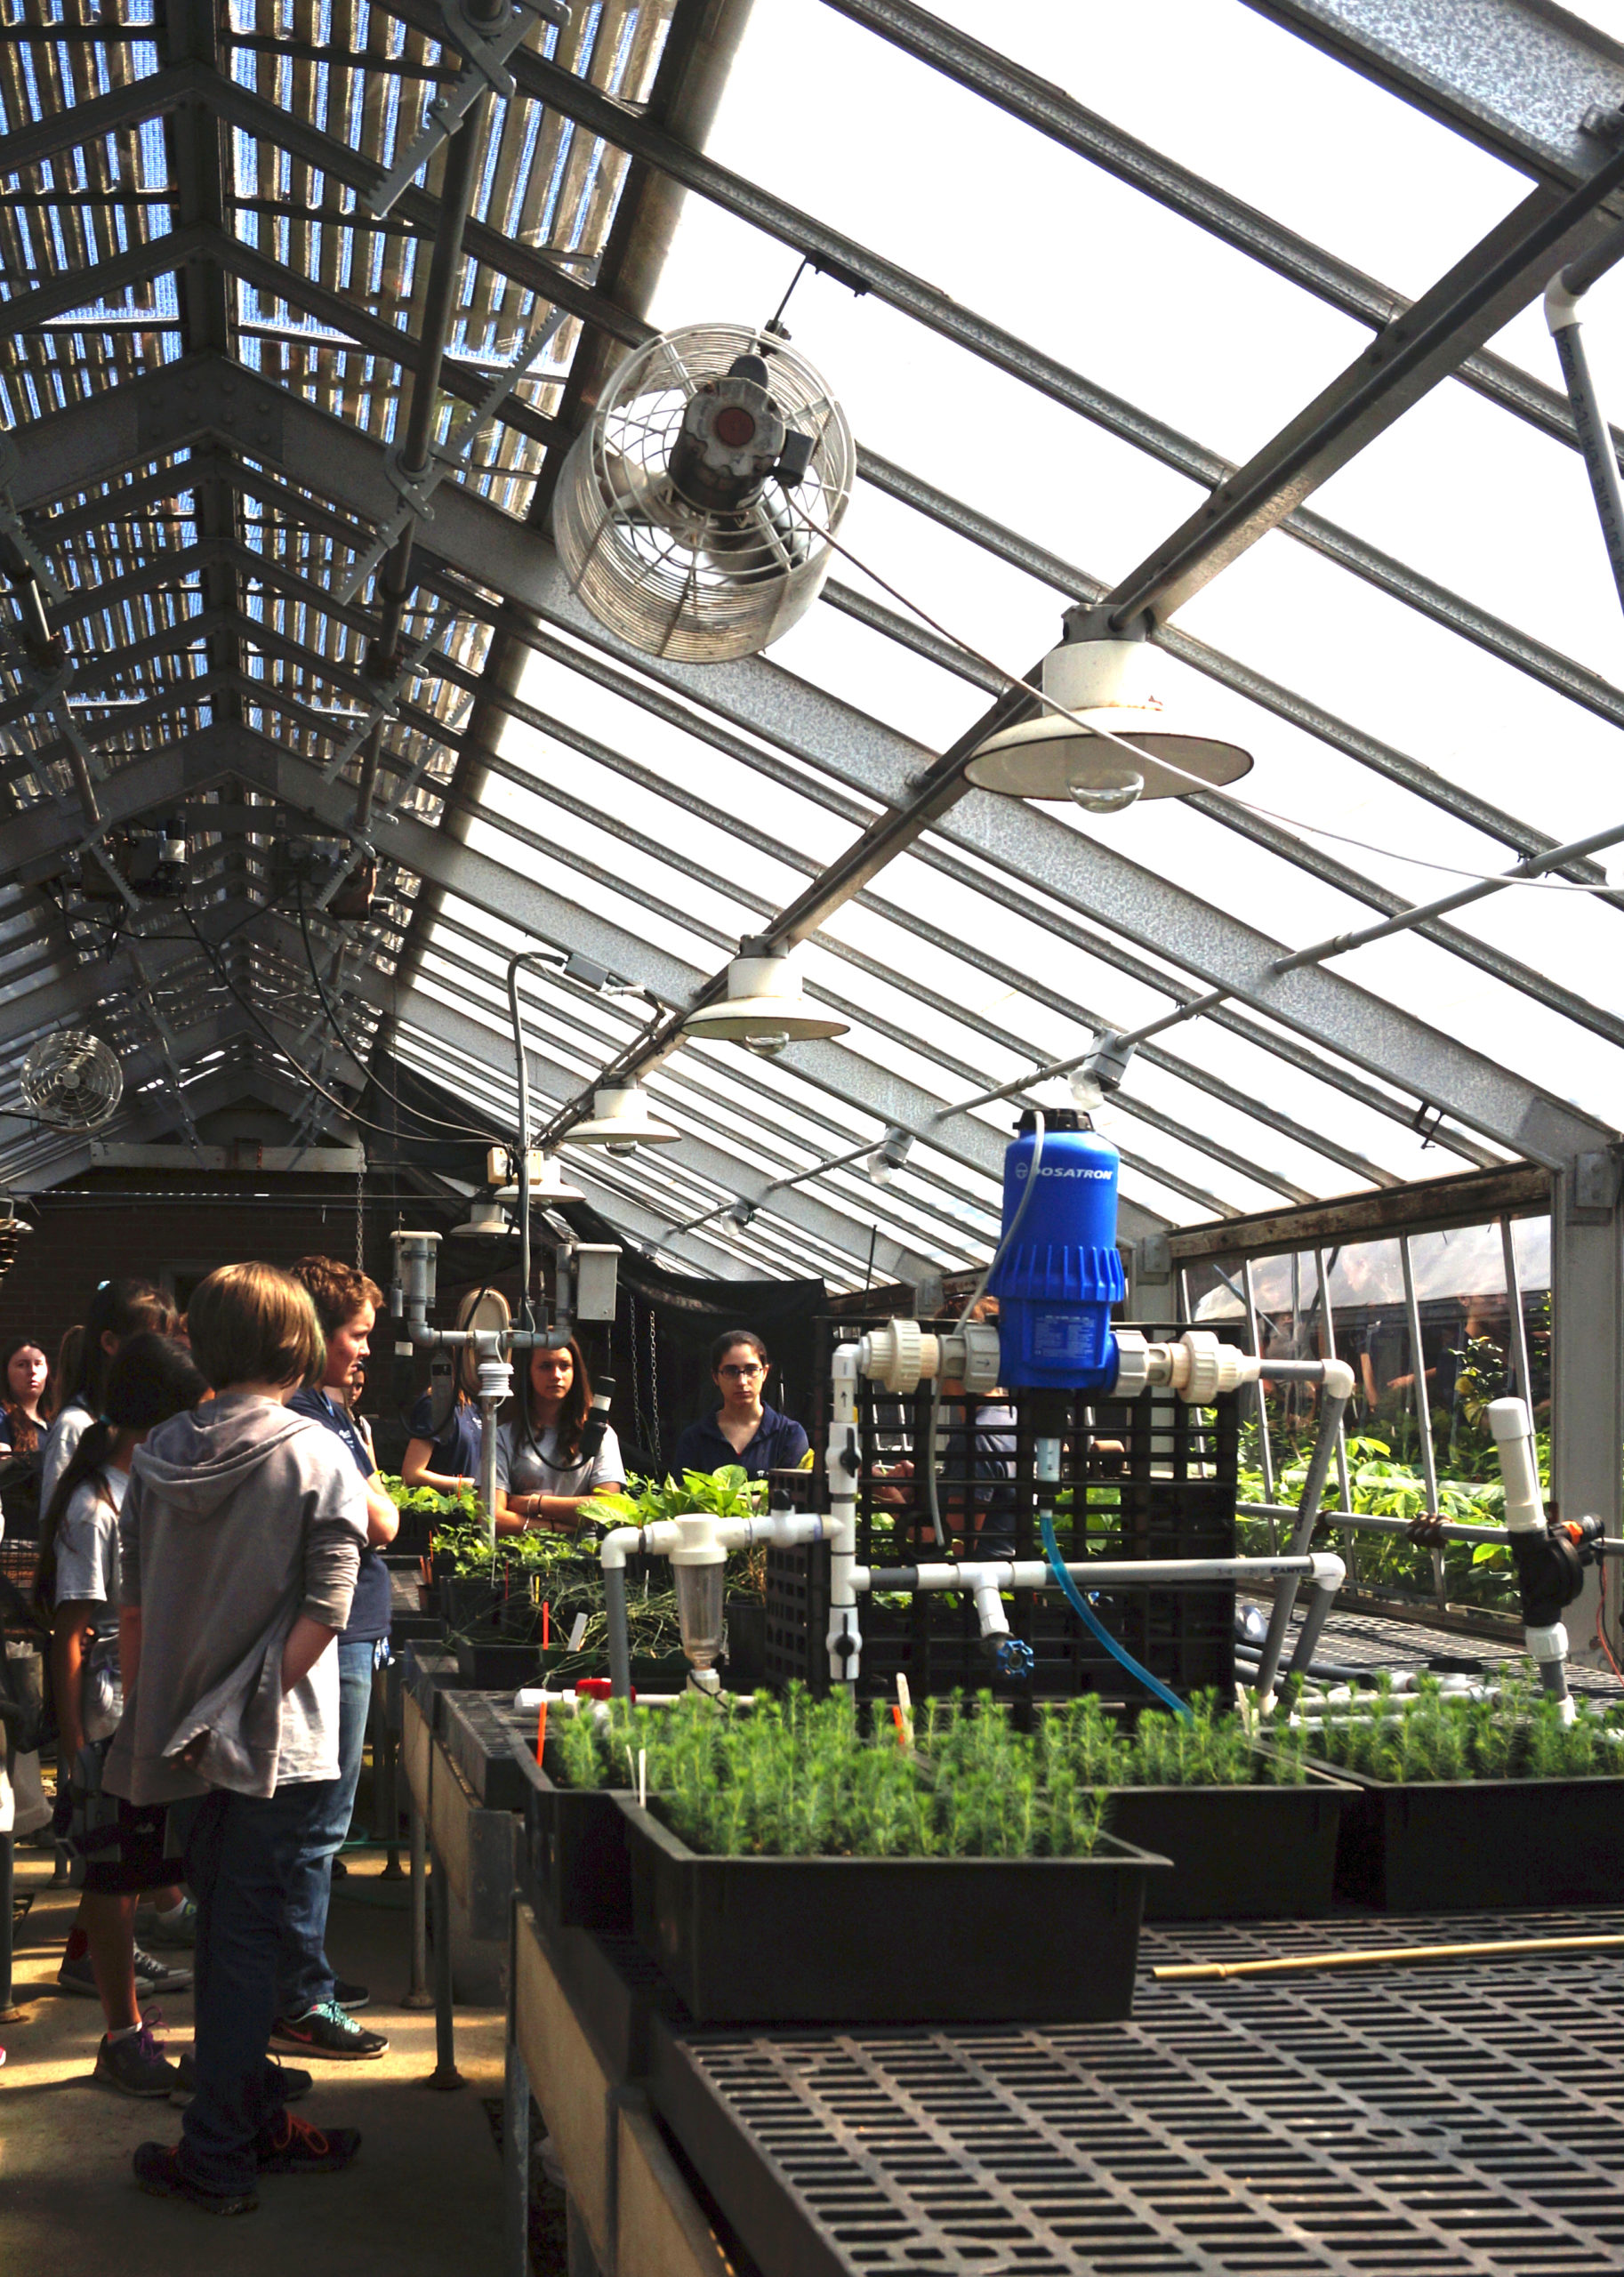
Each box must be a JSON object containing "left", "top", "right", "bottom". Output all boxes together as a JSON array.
[
  {"left": 552, "top": 323, "right": 855, "bottom": 662},
  {"left": 20, "top": 1030, "right": 124, "bottom": 1130}
]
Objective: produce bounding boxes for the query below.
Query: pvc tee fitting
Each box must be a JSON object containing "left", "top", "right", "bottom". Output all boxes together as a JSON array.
[{"left": 1487, "top": 1397, "right": 1544, "bottom": 1533}]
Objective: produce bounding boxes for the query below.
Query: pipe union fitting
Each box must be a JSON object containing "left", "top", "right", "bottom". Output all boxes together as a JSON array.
[
  {"left": 862, "top": 1318, "right": 928, "bottom": 1395},
  {"left": 1112, "top": 1328, "right": 1150, "bottom": 1400}
]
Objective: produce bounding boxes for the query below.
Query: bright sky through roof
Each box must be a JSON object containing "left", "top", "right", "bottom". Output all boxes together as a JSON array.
[{"left": 447, "top": 0, "right": 1624, "bottom": 1268}]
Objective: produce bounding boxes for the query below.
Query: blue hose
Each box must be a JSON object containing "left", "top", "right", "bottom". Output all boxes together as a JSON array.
[{"left": 1039, "top": 1511, "right": 1192, "bottom": 1720}]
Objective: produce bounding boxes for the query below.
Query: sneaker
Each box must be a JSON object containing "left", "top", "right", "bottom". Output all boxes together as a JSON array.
[
  {"left": 332, "top": 1978, "right": 369, "bottom": 2012},
  {"left": 268, "top": 2000, "right": 388, "bottom": 2061},
  {"left": 133, "top": 2142, "right": 257, "bottom": 2217},
  {"left": 134, "top": 1898, "right": 197, "bottom": 1949},
  {"left": 255, "top": 2110, "right": 361, "bottom": 2175},
  {"left": 171, "top": 2051, "right": 312, "bottom": 2107},
  {"left": 96, "top": 2024, "right": 181, "bottom": 2098},
  {"left": 57, "top": 1945, "right": 192, "bottom": 1999}
]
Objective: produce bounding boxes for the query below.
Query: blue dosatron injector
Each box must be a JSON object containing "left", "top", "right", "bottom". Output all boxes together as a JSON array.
[{"left": 986, "top": 1107, "right": 1127, "bottom": 1393}]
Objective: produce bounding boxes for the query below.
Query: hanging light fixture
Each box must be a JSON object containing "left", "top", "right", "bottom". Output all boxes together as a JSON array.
[
  {"left": 567, "top": 1083, "right": 682, "bottom": 1157},
  {"left": 489, "top": 1147, "right": 588, "bottom": 1206},
  {"left": 448, "top": 1196, "right": 519, "bottom": 1240},
  {"left": 966, "top": 621, "right": 1251, "bottom": 813},
  {"left": 865, "top": 1128, "right": 912, "bottom": 1186},
  {"left": 680, "top": 937, "right": 849, "bottom": 1057}
]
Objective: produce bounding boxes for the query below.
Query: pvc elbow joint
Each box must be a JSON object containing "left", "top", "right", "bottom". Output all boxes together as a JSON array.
[
  {"left": 1546, "top": 275, "right": 1582, "bottom": 333},
  {"left": 1320, "top": 1358, "right": 1355, "bottom": 1404},
  {"left": 598, "top": 1525, "right": 641, "bottom": 1572}
]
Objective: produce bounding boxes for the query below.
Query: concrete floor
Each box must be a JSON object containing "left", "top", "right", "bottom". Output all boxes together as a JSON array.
[{"left": 0, "top": 1846, "right": 508, "bottom": 2275}]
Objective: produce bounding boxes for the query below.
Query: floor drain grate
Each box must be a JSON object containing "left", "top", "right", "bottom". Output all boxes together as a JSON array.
[{"left": 655, "top": 1909, "right": 1624, "bottom": 2276}]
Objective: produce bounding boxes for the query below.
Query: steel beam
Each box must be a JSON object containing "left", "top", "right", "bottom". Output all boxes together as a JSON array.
[
  {"left": 0, "top": 62, "right": 205, "bottom": 181},
  {"left": 1106, "top": 151, "right": 1624, "bottom": 626},
  {"left": 1243, "top": 0, "right": 1624, "bottom": 187}
]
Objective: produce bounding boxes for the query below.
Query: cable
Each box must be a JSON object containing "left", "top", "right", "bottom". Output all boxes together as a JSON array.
[
  {"left": 957, "top": 1107, "right": 1044, "bottom": 1324},
  {"left": 799, "top": 507, "right": 1624, "bottom": 896},
  {"left": 1040, "top": 1510, "right": 1193, "bottom": 1720},
  {"left": 294, "top": 884, "right": 497, "bottom": 1142}
]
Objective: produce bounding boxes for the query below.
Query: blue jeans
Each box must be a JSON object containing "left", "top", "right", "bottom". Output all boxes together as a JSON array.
[
  {"left": 276, "top": 1637, "right": 374, "bottom": 2016},
  {"left": 173, "top": 1781, "right": 335, "bottom": 2195}
]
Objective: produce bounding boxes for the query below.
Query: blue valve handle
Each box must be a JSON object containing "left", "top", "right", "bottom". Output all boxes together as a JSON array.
[
  {"left": 991, "top": 1635, "right": 1035, "bottom": 1681},
  {"left": 1039, "top": 1511, "right": 1192, "bottom": 1720}
]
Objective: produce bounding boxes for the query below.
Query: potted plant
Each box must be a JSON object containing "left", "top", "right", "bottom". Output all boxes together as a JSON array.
[
  {"left": 1040, "top": 1694, "right": 1354, "bottom": 1919},
  {"left": 1294, "top": 1670, "right": 1624, "bottom": 1910},
  {"left": 608, "top": 1689, "right": 1168, "bottom": 2023}
]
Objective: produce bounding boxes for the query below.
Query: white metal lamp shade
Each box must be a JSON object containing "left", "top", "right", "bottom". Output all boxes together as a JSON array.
[
  {"left": 568, "top": 1084, "right": 681, "bottom": 1151},
  {"left": 449, "top": 1197, "right": 518, "bottom": 1240},
  {"left": 681, "top": 944, "right": 849, "bottom": 1051},
  {"left": 965, "top": 637, "right": 1252, "bottom": 807},
  {"left": 494, "top": 1152, "right": 588, "bottom": 1205}
]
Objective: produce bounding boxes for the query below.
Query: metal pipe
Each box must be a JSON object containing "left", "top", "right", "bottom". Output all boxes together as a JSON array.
[
  {"left": 603, "top": 1564, "right": 632, "bottom": 1701},
  {"left": 1237, "top": 1500, "right": 1504, "bottom": 1546},
  {"left": 1548, "top": 255, "right": 1624, "bottom": 615},
  {"left": 1396, "top": 1229, "right": 1444, "bottom": 1608},
  {"left": 1250, "top": 1358, "right": 1355, "bottom": 1698},
  {"left": 428, "top": 1848, "right": 463, "bottom": 2089},
  {"left": 406, "top": 1801, "right": 431, "bottom": 2007},
  {"left": 1242, "top": 1257, "right": 1276, "bottom": 1517},
  {"left": 1317, "top": 1247, "right": 1352, "bottom": 1524},
  {"left": 1287, "top": 1553, "right": 1348, "bottom": 1676}
]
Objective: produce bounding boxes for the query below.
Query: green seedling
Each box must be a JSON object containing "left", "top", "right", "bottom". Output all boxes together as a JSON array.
[{"left": 1308, "top": 1665, "right": 1624, "bottom": 1782}]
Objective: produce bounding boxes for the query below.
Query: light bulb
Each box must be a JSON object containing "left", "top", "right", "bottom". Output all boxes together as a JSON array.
[
  {"left": 1066, "top": 760, "right": 1143, "bottom": 815},
  {"left": 866, "top": 1154, "right": 896, "bottom": 1187},
  {"left": 743, "top": 1028, "right": 791, "bottom": 1057},
  {"left": 607, "top": 1138, "right": 639, "bottom": 1158}
]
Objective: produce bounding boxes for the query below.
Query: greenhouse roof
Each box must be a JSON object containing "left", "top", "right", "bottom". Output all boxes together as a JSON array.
[{"left": 3, "top": 0, "right": 1624, "bottom": 1285}]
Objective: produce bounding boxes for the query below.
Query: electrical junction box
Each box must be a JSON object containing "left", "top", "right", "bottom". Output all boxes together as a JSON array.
[{"left": 574, "top": 1244, "right": 620, "bottom": 1324}]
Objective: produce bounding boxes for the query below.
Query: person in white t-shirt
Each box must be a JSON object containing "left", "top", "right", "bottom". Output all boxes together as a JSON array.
[
  {"left": 39, "top": 1277, "right": 176, "bottom": 1513},
  {"left": 492, "top": 1338, "right": 623, "bottom": 1535}
]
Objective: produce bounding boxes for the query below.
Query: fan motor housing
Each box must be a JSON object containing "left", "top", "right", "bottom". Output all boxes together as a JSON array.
[{"left": 668, "top": 373, "right": 786, "bottom": 514}]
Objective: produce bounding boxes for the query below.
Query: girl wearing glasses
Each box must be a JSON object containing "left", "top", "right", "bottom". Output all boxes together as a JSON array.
[{"left": 671, "top": 1331, "right": 808, "bottom": 1480}]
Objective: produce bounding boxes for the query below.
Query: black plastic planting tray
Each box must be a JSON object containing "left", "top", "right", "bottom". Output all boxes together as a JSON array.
[
  {"left": 441, "top": 1690, "right": 539, "bottom": 1812},
  {"left": 616, "top": 1792, "right": 1169, "bottom": 2023},
  {"left": 1105, "top": 1770, "right": 1353, "bottom": 1919},
  {"left": 1319, "top": 1762, "right": 1624, "bottom": 1911},
  {"left": 523, "top": 1751, "right": 636, "bottom": 1937}
]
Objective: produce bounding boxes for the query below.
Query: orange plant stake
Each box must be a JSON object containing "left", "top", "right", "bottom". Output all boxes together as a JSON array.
[
  {"left": 535, "top": 1700, "right": 548, "bottom": 1765},
  {"left": 543, "top": 1599, "right": 551, "bottom": 1649}
]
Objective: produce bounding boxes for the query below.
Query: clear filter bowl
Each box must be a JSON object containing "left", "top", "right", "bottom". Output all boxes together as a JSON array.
[{"left": 673, "top": 1562, "right": 727, "bottom": 1670}]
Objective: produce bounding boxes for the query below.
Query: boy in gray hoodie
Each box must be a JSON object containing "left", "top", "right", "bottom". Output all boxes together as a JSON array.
[{"left": 105, "top": 1262, "right": 369, "bottom": 2215}]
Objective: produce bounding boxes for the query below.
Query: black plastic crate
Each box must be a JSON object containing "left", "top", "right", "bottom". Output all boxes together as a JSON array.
[
  {"left": 768, "top": 1323, "right": 1240, "bottom": 1702},
  {"left": 442, "top": 1688, "right": 538, "bottom": 1812},
  {"left": 1320, "top": 1763, "right": 1624, "bottom": 1911}
]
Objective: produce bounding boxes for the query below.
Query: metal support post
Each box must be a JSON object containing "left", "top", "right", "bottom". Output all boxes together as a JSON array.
[
  {"left": 1399, "top": 1232, "right": 1444, "bottom": 1610},
  {"left": 1242, "top": 1257, "right": 1277, "bottom": 1538},
  {"left": 1316, "top": 1248, "right": 1352, "bottom": 1569},
  {"left": 0, "top": 1831, "right": 19, "bottom": 2021},
  {"left": 405, "top": 1798, "right": 432, "bottom": 2009},
  {"left": 1550, "top": 1164, "right": 1623, "bottom": 1665},
  {"left": 428, "top": 1845, "right": 463, "bottom": 2089},
  {"left": 503, "top": 1905, "right": 531, "bottom": 2277},
  {"left": 375, "top": 1687, "right": 403, "bottom": 1879}
]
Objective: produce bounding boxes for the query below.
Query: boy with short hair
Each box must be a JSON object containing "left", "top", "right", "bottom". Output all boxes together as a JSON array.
[
  {"left": 271, "top": 1255, "right": 398, "bottom": 2059},
  {"left": 105, "top": 1262, "right": 370, "bottom": 2215}
]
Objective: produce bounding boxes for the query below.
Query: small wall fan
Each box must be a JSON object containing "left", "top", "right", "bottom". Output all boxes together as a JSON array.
[
  {"left": 20, "top": 1030, "right": 124, "bottom": 1130},
  {"left": 552, "top": 323, "right": 855, "bottom": 662}
]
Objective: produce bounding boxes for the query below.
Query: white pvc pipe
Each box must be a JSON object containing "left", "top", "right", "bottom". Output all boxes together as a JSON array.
[
  {"left": 855, "top": 1554, "right": 1321, "bottom": 1590},
  {"left": 826, "top": 1342, "right": 862, "bottom": 1683},
  {"left": 1488, "top": 1396, "right": 1544, "bottom": 1532}
]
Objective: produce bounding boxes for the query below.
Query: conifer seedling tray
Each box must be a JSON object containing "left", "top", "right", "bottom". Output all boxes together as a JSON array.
[
  {"left": 1105, "top": 1769, "right": 1354, "bottom": 1919},
  {"left": 1309, "top": 1759, "right": 1624, "bottom": 1911},
  {"left": 615, "top": 1793, "right": 1169, "bottom": 2023}
]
